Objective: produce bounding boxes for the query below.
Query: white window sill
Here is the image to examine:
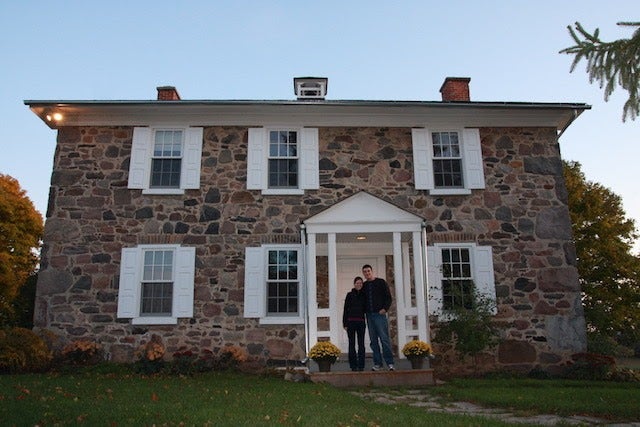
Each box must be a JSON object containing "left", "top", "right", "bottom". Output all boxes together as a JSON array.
[
  {"left": 131, "top": 316, "right": 178, "bottom": 325},
  {"left": 429, "top": 188, "right": 472, "bottom": 196},
  {"left": 261, "top": 189, "right": 305, "bottom": 196},
  {"left": 142, "top": 188, "right": 185, "bottom": 195},
  {"left": 259, "top": 316, "right": 304, "bottom": 325}
]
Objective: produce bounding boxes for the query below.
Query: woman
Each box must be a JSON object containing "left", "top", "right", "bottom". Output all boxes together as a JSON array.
[{"left": 343, "top": 276, "right": 367, "bottom": 371}]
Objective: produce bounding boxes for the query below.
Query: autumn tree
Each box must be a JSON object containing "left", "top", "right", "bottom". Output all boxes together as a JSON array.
[
  {"left": 0, "top": 174, "right": 43, "bottom": 324},
  {"left": 560, "top": 22, "right": 640, "bottom": 121},
  {"left": 563, "top": 161, "right": 640, "bottom": 348}
]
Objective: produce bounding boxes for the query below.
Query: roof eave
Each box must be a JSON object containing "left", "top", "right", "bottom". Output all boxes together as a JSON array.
[{"left": 24, "top": 99, "right": 591, "bottom": 131}]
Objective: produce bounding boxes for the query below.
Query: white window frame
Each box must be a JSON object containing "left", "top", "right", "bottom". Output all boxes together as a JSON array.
[
  {"left": 117, "top": 244, "right": 196, "bottom": 325},
  {"left": 247, "top": 127, "right": 319, "bottom": 195},
  {"left": 243, "top": 244, "right": 304, "bottom": 325},
  {"left": 128, "top": 126, "right": 203, "bottom": 194},
  {"left": 426, "top": 243, "right": 496, "bottom": 318},
  {"left": 412, "top": 128, "right": 485, "bottom": 195}
]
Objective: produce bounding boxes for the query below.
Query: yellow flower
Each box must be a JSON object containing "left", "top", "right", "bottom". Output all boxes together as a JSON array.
[
  {"left": 402, "top": 340, "right": 432, "bottom": 358},
  {"left": 308, "top": 341, "right": 341, "bottom": 362}
]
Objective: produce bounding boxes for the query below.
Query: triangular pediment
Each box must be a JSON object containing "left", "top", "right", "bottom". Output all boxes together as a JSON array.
[{"left": 303, "top": 192, "right": 423, "bottom": 234}]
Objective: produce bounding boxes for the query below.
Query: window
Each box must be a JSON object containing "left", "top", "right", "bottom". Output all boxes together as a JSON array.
[
  {"left": 268, "top": 130, "right": 298, "bottom": 189},
  {"left": 244, "top": 245, "right": 304, "bottom": 324},
  {"left": 426, "top": 243, "right": 496, "bottom": 316},
  {"left": 128, "top": 127, "right": 203, "bottom": 194},
  {"left": 151, "top": 130, "right": 183, "bottom": 189},
  {"left": 141, "top": 250, "right": 174, "bottom": 315},
  {"left": 412, "top": 128, "right": 485, "bottom": 195},
  {"left": 440, "top": 247, "right": 473, "bottom": 310},
  {"left": 247, "top": 127, "right": 319, "bottom": 195},
  {"left": 267, "top": 249, "right": 299, "bottom": 314},
  {"left": 432, "top": 131, "right": 463, "bottom": 188},
  {"left": 117, "top": 245, "right": 195, "bottom": 325}
]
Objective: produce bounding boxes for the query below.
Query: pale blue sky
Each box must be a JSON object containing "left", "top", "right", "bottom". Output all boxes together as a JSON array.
[{"left": 1, "top": 1, "right": 638, "bottom": 249}]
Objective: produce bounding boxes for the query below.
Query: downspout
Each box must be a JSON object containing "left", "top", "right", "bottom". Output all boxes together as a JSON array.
[{"left": 300, "top": 223, "right": 310, "bottom": 364}]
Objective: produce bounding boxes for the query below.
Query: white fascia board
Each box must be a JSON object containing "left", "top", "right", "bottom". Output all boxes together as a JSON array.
[
  {"left": 305, "top": 222, "right": 422, "bottom": 234},
  {"left": 27, "top": 102, "right": 587, "bottom": 131}
]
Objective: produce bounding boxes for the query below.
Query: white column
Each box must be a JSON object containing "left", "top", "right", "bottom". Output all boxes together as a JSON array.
[
  {"left": 402, "top": 242, "right": 411, "bottom": 307},
  {"left": 327, "top": 233, "right": 339, "bottom": 345},
  {"left": 307, "top": 233, "right": 318, "bottom": 346},
  {"left": 392, "top": 232, "right": 407, "bottom": 357},
  {"left": 422, "top": 227, "right": 430, "bottom": 343},
  {"left": 413, "top": 230, "right": 428, "bottom": 343}
]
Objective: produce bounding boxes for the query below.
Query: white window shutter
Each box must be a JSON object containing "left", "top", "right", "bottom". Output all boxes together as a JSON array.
[
  {"left": 473, "top": 245, "right": 497, "bottom": 314},
  {"left": 412, "top": 128, "right": 434, "bottom": 190},
  {"left": 117, "top": 247, "right": 141, "bottom": 318},
  {"left": 181, "top": 127, "right": 203, "bottom": 189},
  {"left": 173, "top": 246, "right": 196, "bottom": 318},
  {"left": 247, "top": 128, "right": 265, "bottom": 190},
  {"left": 300, "top": 128, "right": 319, "bottom": 189},
  {"left": 244, "top": 247, "right": 265, "bottom": 318},
  {"left": 462, "top": 129, "right": 485, "bottom": 189},
  {"left": 426, "top": 246, "right": 442, "bottom": 316},
  {"left": 129, "top": 127, "right": 152, "bottom": 189}
]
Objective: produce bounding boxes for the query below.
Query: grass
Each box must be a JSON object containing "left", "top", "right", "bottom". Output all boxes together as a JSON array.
[
  {"left": 1, "top": 365, "right": 639, "bottom": 425},
  {"left": 426, "top": 377, "right": 640, "bottom": 422},
  {"left": 0, "top": 366, "right": 513, "bottom": 426}
]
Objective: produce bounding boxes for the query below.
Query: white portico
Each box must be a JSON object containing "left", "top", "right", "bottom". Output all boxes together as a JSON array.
[{"left": 302, "top": 192, "right": 429, "bottom": 357}]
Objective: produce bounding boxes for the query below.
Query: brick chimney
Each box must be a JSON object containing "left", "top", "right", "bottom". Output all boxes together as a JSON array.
[
  {"left": 156, "top": 86, "right": 181, "bottom": 101},
  {"left": 439, "top": 77, "right": 471, "bottom": 102}
]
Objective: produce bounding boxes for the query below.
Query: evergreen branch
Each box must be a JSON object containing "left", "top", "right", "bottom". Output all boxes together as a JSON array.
[{"left": 560, "top": 21, "right": 640, "bottom": 121}]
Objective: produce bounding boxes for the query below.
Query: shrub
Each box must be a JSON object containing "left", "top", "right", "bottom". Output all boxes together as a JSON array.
[
  {"left": 607, "top": 367, "right": 640, "bottom": 383},
  {"left": 133, "top": 335, "right": 165, "bottom": 375},
  {"left": 217, "top": 345, "right": 248, "bottom": 371},
  {"left": 61, "top": 340, "right": 102, "bottom": 365},
  {"left": 0, "top": 327, "right": 52, "bottom": 373},
  {"left": 167, "top": 347, "right": 197, "bottom": 375},
  {"left": 562, "top": 352, "right": 616, "bottom": 380}
]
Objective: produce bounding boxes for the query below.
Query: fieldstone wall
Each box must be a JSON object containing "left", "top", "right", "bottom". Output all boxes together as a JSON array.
[{"left": 34, "top": 125, "right": 586, "bottom": 370}]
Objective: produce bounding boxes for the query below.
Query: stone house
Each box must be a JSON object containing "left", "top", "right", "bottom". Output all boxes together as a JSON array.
[{"left": 26, "top": 77, "right": 589, "bottom": 371}]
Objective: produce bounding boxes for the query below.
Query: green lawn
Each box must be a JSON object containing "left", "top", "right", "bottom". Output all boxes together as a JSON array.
[
  {"left": 1, "top": 367, "right": 638, "bottom": 425},
  {"left": 0, "top": 368, "right": 512, "bottom": 426},
  {"left": 426, "top": 377, "right": 640, "bottom": 421}
]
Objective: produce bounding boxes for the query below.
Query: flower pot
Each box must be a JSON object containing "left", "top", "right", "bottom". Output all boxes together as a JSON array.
[
  {"left": 316, "top": 359, "right": 333, "bottom": 372},
  {"left": 408, "top": 357, "right": 425, "bottom": 370}
]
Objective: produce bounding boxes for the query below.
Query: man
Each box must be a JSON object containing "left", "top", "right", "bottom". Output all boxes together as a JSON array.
[{"left": 362, "top": 264, "right": 395, "bottom": 371}]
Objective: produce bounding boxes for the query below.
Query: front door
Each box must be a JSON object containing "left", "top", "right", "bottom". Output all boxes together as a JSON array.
[{"left": 336, "top": 256, "right": 380, "bottom": 352}]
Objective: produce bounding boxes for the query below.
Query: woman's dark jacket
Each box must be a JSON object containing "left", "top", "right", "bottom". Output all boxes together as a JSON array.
[{"left": 343, "top": 288, "right": 366, "bottom": 328}]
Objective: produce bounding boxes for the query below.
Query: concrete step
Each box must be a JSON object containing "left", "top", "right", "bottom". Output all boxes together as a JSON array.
[{"left": 307, "top": 354, "right": 430, "bottom": 372}]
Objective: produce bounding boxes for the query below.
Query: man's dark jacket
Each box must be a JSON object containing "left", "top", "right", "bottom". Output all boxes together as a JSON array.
[{"left": 363, "top": 278, "right": 392, "bottom": 313}]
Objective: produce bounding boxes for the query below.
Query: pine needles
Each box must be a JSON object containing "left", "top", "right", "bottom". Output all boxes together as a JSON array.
[{"left": 560, "top": 22, "right": 640, "bottom": 121}]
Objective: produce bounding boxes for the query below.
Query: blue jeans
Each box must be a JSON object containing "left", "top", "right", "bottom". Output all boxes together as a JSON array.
[{"left": 366, "top": 312, "right": 394, "bottom": 367}]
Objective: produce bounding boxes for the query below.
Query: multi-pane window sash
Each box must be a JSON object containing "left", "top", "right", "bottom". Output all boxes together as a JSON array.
[
  {"left": 266, "top": 249, "right": 299, "bottom": 315},
  {"left": 441, "top": 247, "right": 473, "bottom": 310},
  {"left": 268, "top": 130, "right": 298, "bottom": 189},
  {"left": 141, "top": 250, "right": 174, "bottom": 316},
  {"left": 432, "top": 131, "right": 463, "bottom": 188},
  {"left": 151, "top": 130, "right": 183, "bottom": 188}
]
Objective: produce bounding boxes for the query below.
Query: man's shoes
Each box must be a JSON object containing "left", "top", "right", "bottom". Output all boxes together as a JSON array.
[
  {"left": 388, "top": 364, "right": 395, "bottom": 371},
  {"left": 371, "top": 365, "right": 382, "bottom": 371}
]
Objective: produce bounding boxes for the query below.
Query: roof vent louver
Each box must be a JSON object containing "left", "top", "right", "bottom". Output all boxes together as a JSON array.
[{"left": 294, "top": 77, "right": 328, "bottom": 100}]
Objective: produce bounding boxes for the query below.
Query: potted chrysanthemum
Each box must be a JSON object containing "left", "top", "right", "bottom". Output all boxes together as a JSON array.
[
  {"left": 402, "top": 340, "right": 432, "bottom": 369},
  {"left": 308, "top": 341, "right": 341, "bottom": 372}
]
